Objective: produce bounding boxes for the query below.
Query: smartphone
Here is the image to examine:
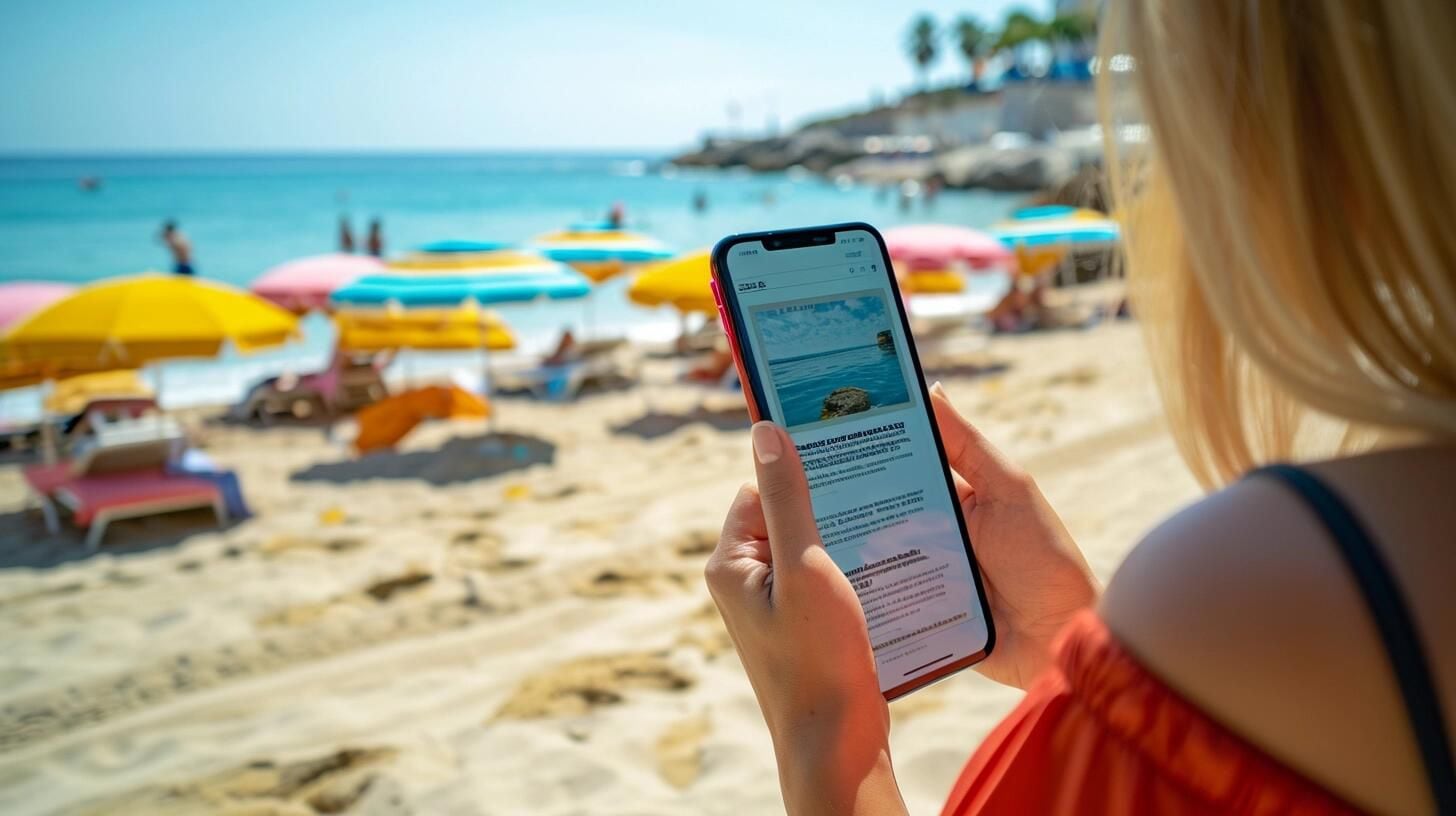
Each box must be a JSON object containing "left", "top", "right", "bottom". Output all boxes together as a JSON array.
[{"left": 710, "top": 222, "right": 995, "bottom": 699}]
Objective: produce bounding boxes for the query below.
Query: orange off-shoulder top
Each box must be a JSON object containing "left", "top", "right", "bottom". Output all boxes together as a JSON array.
[{"left": 941, "top": 610, "right": 1363, "bottom": 815}]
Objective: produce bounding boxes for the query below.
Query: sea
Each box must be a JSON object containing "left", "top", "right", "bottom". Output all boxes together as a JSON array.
[
  {"left": 0, "top": 153, "right": 1020, "bottom": 420},
  {"left": 769, "top": 344, "right": 912, "bottom": 428}
]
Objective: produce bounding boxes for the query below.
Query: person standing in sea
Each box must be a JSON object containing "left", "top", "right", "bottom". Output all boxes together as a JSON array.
[
  {"left": 338, "top": 216, "right": 355, "bottom": 253},
  {"left": 160, "top": 220, "right": 194, "bottom": 276},
  {"left": 366, "top": 219, "right": 384, "bottom": 257}
]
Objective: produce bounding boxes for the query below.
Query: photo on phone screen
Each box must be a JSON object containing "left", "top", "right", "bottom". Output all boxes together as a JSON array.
[{"left": 714, "top": 223, "right": 994, "bottom": 698}]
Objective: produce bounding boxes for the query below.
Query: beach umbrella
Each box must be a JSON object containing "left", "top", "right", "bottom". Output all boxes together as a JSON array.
[
  {"left": 0, "top": 282, "right": 76, "bottom": 331},
  {"left": 627, "top": 251, "right": 715, "bottom": 315},
  {"left": 883, "top": 224, "right": 1013, "bottom": 273},
  {"left": 991, "top": 206, "right": 1121, "bottom": 278},
  {"left": 333, "top": 304, "right": 516, "bottom": 354},
  {"left": 1, "top": 273, "right": 298, "bottom": 374},
  {"left": 899, "top": 269, "right": 968, "bottom": 295},
  {"left": 251, "top": 254, "right": 384, "bottom": 314},
  {"left": 416, "top": 239, "right": 514, "bottom": 254},
  {"left": 531, "top": 229, "right": 674, "bottom": 283},
  {"left": 331, "top": 251, "right": 588, "bottom": 433},
  {"left": 0, "top": 282, "right": 94, "bottom": 390},
  {"left": 329, "top": 263, "right": 591, "bottom": 308}
]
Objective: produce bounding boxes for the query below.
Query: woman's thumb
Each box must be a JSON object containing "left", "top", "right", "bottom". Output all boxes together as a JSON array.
[{"left": 749, "top": 422, "right": 823, "bottom": 571}]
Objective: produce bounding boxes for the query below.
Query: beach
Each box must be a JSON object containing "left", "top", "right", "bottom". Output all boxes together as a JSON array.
[{"left": 0, "top": 320, "right": 1199, "bottom": 815}]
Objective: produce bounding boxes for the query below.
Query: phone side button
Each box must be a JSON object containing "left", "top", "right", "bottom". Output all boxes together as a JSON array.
[
  {"left": 716, "top": 305, "right": 730, "bottom": 337},
  {"left": 709, "top": 278, "right": 722, "bottom": 307}
]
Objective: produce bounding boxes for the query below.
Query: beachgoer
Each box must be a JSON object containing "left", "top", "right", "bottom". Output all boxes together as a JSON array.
[
  {"left": 366, "top": 219, "right": 384, "bottom": 257},
  {"left": 542, "top": 327, "right": 579, "bottom": 367},
  {"left": 606, "top": 202, "right": 625, "bottom": 229},
  {"left": 684, "top": 346, "right": 734, "bottom": 384},
  {"left": 160, "top": 220, "right": 194, "bottom": 276},
  {"left": 338, "top": 216, "right": 355, "bottom": 253},
  {"left": 692, "top": 190, "right": 709, "bottom": 214},
  {"left": 707, "top": 4, "right": 1456, "bottom": 815}
]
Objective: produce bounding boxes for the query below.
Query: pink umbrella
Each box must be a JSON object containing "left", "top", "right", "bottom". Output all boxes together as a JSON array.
[
  {"left": 883, "top": 224, "right": 1013, "bottom": 272},
  {"left": 251, "top": 254, "right": 385, "bottom": 313},
  {"left": 0, "top": 282, "right": 76, "bottom": 331}
]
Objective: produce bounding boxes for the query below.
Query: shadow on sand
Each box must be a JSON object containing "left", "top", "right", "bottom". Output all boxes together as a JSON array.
[
  {"left": 290, "top": 432, "right": 555, "bottom": 486},
  {"left": 611, "top": 405, "right": 750, "bottom": 441},
  {"left": 0, "top": 506, "right": 233, "bottom": 570}
]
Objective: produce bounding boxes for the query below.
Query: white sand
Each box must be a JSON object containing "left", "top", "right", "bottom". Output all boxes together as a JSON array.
[{"left": 0, "top": 321, "right": 1200, "bottom": 815}]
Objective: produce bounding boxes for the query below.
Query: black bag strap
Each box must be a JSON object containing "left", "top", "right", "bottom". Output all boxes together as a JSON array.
[{"left": 1253, "top": 464, "right": 1456, "bottom": 813}]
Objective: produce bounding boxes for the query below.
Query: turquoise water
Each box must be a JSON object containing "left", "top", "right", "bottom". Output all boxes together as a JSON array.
[
  {"left": 0, "top": 153, "right": 1021, "bottom": 418},
  {"left": 769, "top": 344, "right": 911, "bottom": 428}
]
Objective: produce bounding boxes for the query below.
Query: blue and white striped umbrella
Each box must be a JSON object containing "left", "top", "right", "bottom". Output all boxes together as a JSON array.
[{"left": 330, "top": 269, "right": 591, "bottom": 308}]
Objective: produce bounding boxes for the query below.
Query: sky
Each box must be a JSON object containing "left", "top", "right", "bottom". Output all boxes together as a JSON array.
[
  {"left": 0, "top": 0, "right": 1049, "bottom": 153},
  {"left": 757, "top": 296, "right": 891, "bottom": 358}
]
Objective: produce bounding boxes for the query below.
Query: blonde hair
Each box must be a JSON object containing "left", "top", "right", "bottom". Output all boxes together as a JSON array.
[{"left": 1100, "top": 1, "right": 1456, "bottom": 488}]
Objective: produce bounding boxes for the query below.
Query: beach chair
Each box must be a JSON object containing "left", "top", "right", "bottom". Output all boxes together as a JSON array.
[
  {"left": 493, "top": 338, "right": 639, "bottom": 401},
  {"left": 231, "top": 353, "right": 388, "bottom": 424},
  {"left": 23, "top": 417, "right": 226, "bottom": 550}
]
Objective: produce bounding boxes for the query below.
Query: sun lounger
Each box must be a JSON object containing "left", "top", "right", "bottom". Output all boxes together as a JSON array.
[
  {"left": 24, "top": 419, "right": 226, "bottom": 550},
  {"left": 493, "top": 338, "right": 639, "bottom": 401},
  {"left": 232, "top": 353, "right": 388, "bottom": 424}
]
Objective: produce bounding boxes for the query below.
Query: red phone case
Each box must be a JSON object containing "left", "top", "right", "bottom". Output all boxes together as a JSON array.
[{"left": 710, "top": 277, "right": 762, "bottom": 423}]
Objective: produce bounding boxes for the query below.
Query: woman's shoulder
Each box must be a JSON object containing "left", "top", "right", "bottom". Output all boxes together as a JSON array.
[{"left": 1099, "top": 447, "right": 1456, "bottom": 816}]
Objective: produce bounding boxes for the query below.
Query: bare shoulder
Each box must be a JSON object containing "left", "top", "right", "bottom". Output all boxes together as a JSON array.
[{"left": 1101, "top": 450, "right": 1456, "bottom": 815}]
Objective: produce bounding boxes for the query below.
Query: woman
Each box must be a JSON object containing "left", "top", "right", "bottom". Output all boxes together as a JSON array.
[{"left": 707, "top": 3, "right": 1456, "bottom": 814}]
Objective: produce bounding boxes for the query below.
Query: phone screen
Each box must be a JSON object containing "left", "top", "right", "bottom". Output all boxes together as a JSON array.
[{"left": 716, "top": 224, "right": 992, "bottom": 696}]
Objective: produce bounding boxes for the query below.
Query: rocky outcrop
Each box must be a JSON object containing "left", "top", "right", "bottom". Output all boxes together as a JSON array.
[
  {"left": 820, "top": 386, "right": 872, "bottom": 419},
  {"left": 934, "top": 144, "right": 1098, "bottom": 192},
  {"left": 672, "top": 133, "right": 866, "bottom": 175},
  {"left": 876, "top": 330, "right": 895, "bottom": 352}
]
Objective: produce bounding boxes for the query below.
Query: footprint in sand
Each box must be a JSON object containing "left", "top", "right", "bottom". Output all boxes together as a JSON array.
[
  {"left": 572, "top": 565, "right": 694, "bottom": 599},
  {"left": 675, "top": 602, "right": 733, "bottom": 659},
  {"left": 257, "top": 534, "right": 365, "bottom": 557},
  {"left": 656, "top": 713, "right": 713, "bottom": 789},
  {"left": 447, "top": 529, "right": 536, "bottom": 573},
  {"left": 73, "top": 747, "right": 397, "bottom": 815},
  {"left": 670, "top": 529, "right": 718, "bottom": 557},
  {"left": 1045, "top": 365, "right": 1101, "bottom": 388},
  {"left": 493, "top": 652, "right": 695, "bottom": 720},
  {"left": 257, "top": 569, "right": 433, "bottom": 628}
]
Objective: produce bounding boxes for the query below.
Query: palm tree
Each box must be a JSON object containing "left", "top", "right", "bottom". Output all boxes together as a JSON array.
[
  {"left": 1046, "top": 10, "right": 1096, "bottom": 44},
  {"left": 952, "top": 15, "right": 991, "bottom": 87},
  {"left": 905, "top": 15, "right": 939, "bottom": 90},
  {"left": 994, "top": 9, "right": 1047, "bottom": 74}
]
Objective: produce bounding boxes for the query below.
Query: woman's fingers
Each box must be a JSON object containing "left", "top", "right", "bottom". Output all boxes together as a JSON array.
[
  {"left": 930, "top": 382, "right": 1022, "bottom": 491},
  {"left": 706, "top": 483, "right": 772, "bottom": 607},
  {"left": 749, "top": 422, "right": 824, "bottom": 575}
]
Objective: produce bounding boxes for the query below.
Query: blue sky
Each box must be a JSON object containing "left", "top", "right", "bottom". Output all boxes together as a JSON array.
[
  {"left": 0, "top": 0, "right": 1047, "bottom": 153},
  {"left": 757, "top": 295, "right": 891, "bottom": 358}
]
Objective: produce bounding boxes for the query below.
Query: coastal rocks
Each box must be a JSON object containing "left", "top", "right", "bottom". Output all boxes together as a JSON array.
[
  {"left": 673, "top": 134, "right": 866, "bottom": 175},
  {"left": 876, "top": 330, "right": 895, "bottom": 352},
  {"left": 820, "top": 387, "right": 872, "bottom": 420},
  {"left": 935, "top": 144, "right": 1092, "bottom": 192}
]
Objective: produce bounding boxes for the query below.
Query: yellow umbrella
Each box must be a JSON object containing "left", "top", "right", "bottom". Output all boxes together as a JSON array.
[
  {"left": 334, "top": 304, "right": 516, "bottom": 353},
  {"left": 1, "top": 273, "right": 298, "bottom": 371},
  {"left": 899, "top": 268, "right": 966, "bottom": 295},
  {"left": 628, "top": 250, "right": 715, "bottom": 315},
  {"left": 43, "top": 370, "right": 154, "bottom": 415}
]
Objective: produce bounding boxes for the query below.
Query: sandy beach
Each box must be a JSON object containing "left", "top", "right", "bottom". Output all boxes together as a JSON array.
[{"left": 0, "top": 321, "right": 1199, "bottom": 815}]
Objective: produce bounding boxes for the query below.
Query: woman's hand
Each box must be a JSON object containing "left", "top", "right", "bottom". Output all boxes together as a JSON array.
[
  {"left": 928, "top": 382, "right": 1100, "bottom": 689},
  {"left": 705, "top": 387, "right": 1098, "bottom": 813},
  {"left": 707, "top": 422, "right": 906, "bottom": 816}
]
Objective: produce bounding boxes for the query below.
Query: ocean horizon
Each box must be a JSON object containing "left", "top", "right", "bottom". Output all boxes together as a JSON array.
[{"left": 0, "top": 151, "right": 1018, "bottom": 419}]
